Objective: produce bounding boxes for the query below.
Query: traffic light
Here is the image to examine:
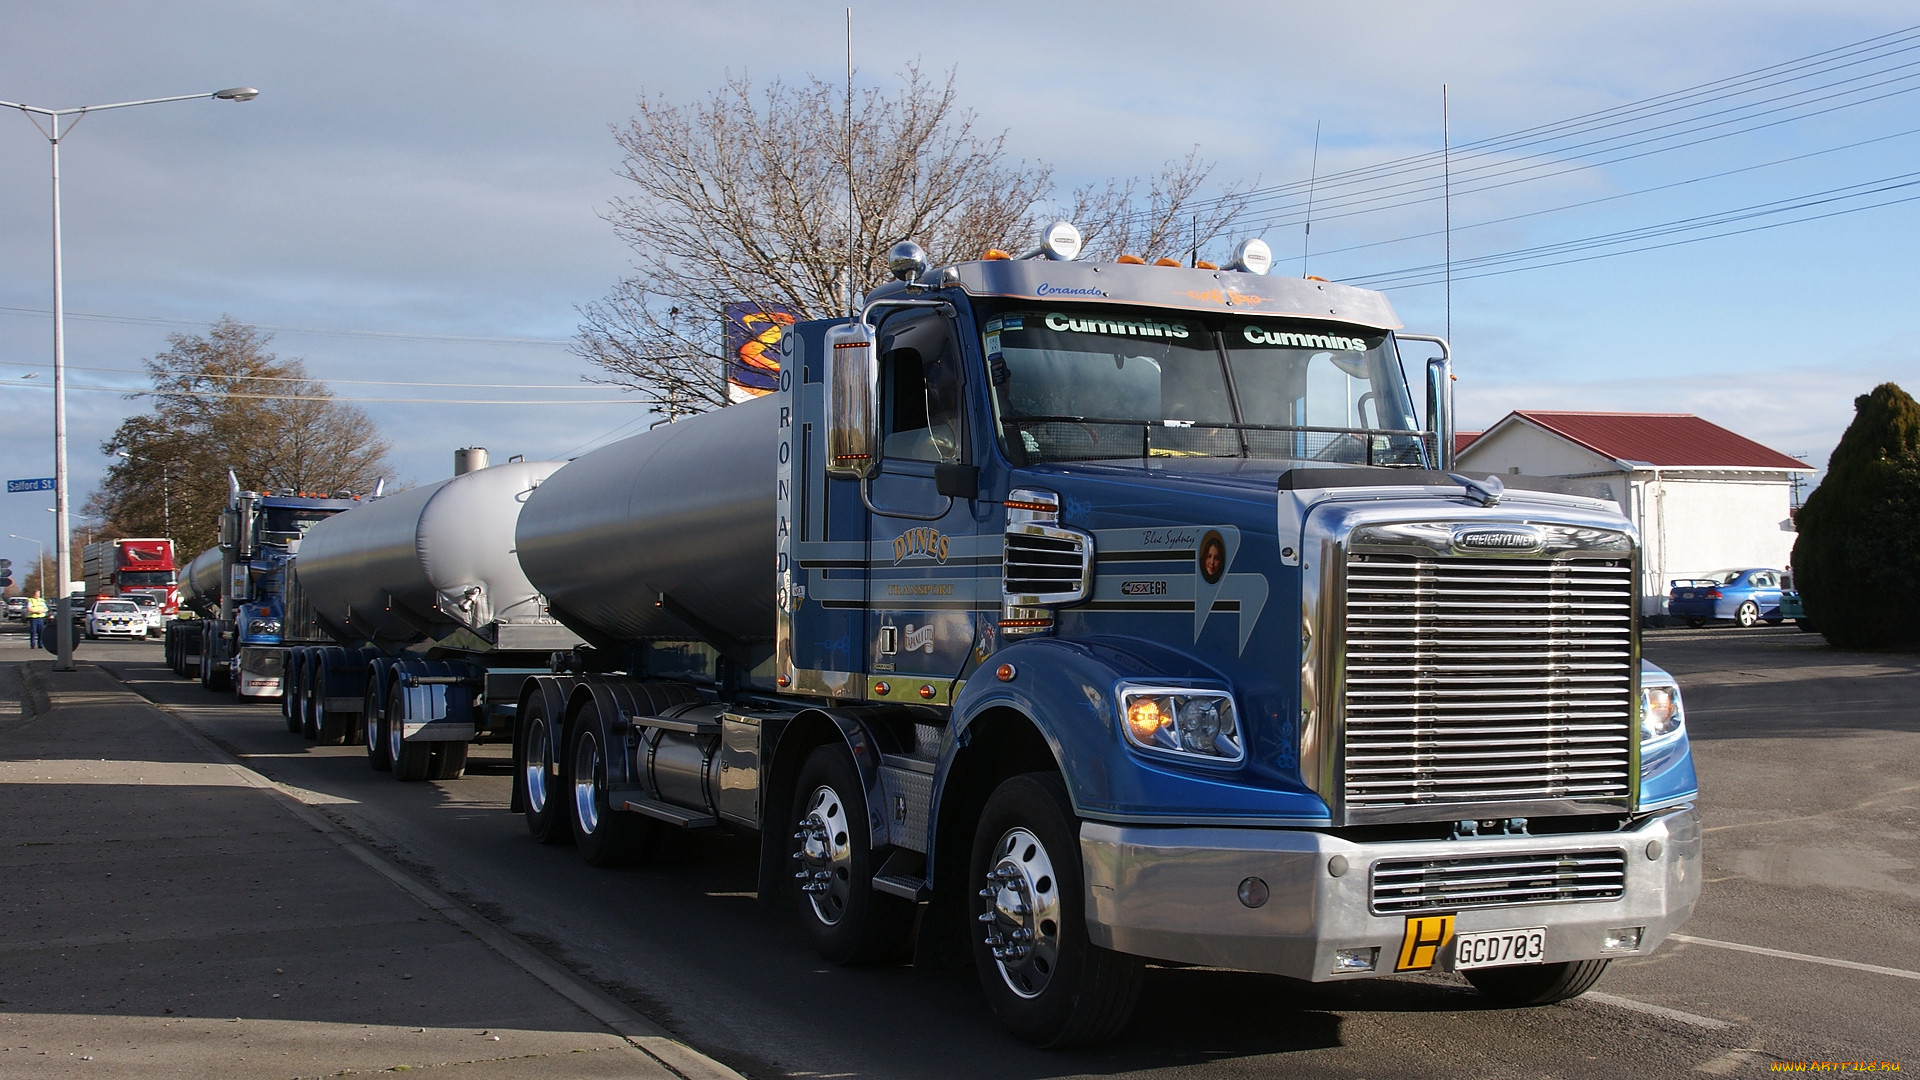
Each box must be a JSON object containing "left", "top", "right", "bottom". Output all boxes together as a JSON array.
[{"left": 0, "top": 577, "right": 12, "bottom": 589}]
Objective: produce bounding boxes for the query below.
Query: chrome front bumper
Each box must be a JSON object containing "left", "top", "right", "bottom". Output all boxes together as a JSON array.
[
  {"left": 1080, "top": 806, "right": 1701, "bottom": 980},
  {"left": 237, "top": 647, "right": 286, "bottom": 698}
]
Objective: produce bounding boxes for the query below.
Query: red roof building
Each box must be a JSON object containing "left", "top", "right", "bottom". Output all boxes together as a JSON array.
[{"left": 1456, "top": 411, "right": 1810, "bottom": 619}]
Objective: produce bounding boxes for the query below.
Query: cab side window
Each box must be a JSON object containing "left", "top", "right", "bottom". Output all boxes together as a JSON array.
[{"left": 878, "top": 310, "right": 965, "bottom": 463}]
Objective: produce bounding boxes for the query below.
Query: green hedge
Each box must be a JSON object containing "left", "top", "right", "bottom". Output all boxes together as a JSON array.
[{"left": 1791, "top": 383, "right": 1920, "bottom": 648}]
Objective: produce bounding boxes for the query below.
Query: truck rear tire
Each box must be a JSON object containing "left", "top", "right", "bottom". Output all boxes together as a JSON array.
[
  {"left": 388, "top": 683, "right": 433, "bottom": 781},
  {"left": 1465, "top": 958, "right": 1611, "bottom": 1006},
  {"left": 568, "top": 707, "right": 647, "bottom": 866},
  {"left": 520, "top": 697, "right": 568, "bottom": 844},
  {"left": 970, "top": 772, "right": 1142, "bottom": 1048},
  {"left": 789, "top": 744, "right": 913, "bottom": 966}
]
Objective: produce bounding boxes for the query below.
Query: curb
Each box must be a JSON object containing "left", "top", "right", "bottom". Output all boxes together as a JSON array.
[{"left": 31, "top": 659, "right": 749, "bottom": 1080}]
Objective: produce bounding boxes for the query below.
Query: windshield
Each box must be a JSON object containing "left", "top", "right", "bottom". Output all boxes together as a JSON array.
[
  {"left": 95, "top": 601, "right": 138, "bottom": 613},
  {"left": 264, "top": 507, "right": 338, "bottom": 537},
  {"left": 119, "top": 570, "right": 173, "bottom": 587},
  {"left": 981, "top": 305, "right": 1425, "bottom": 465}
]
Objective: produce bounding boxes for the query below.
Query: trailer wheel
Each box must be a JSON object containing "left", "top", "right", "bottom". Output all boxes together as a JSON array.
[
  {"left": 283, "top": 649, "right": 305, "bottom": 733},
  {"left": 970, "top": 772, "right": 1142, "bottom": 1047},
  {"left": 1465, "top": 958, "right": 1611, "bottom": 1006},
  {"left": 300, "top": 658, "right": 322, "bottom": 740},
  {"left": 313, "top": 655, "right": 349, "bottom": 747},
  {"left": 568, "top": 706, "right": 646, "bottom": 867},
  {"left": 365, "top": 680, "right": 391, "bottom": 773},
  {"left": 519, "top": 697, "right": 568, "bottom": 844},
  {"left": 428, "top": 742, "right": 469, "bottom": 781},
  {"left": 388, "top": 683, "right": 432, "bottom": 781},
  {"left": 789, "top": 744, "right": 912, "bottom": 966}
]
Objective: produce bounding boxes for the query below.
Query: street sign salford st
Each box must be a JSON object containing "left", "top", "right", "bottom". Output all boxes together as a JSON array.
[{"left": 7, "top": 478, "right": 56, "bottom": 493}]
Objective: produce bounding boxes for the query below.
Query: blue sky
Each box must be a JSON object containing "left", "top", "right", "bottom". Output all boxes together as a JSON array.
[{"left": 3, "top": 0, "right": 1916, "bottom": 564}]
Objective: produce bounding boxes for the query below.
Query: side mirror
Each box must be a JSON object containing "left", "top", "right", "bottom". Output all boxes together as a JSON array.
[
  {"left": 234, "top": 493, "right": 260, "bottom": 561},
  {"left": 824, "top": 322, "right": 881, "bottom": 479},
  {"left": 1398, "top": 333, "right": 1453, "bottom": 472}
]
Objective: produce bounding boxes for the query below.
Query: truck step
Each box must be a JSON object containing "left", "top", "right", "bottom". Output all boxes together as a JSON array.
[
  {"left": 872, "top": 873, "right": 931, "bottom": 902},
  {"left": 621, "top": 711, "right": 719, "bottom": 736},
  {"left": 621, "top": 796, "right": 717, "bottom": 829}
]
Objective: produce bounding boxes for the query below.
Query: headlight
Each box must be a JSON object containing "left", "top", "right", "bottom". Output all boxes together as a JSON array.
[
  {"left": 250, "top": 619, "right": 283, "bottom": 637},
  {"left": 1119, "top": 686, "right": 1244, "bottom": 763},
  {"left": 1640, "top": 682, "right": 1685, "bottom": 748}
]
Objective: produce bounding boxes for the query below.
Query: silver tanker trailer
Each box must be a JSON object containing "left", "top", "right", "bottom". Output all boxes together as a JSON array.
[
  {"left": 287, "top": 453, "right": 581, "bottom": 779},
  {"left": 162, "top": 545, "right": 224, "bottom": 681}
]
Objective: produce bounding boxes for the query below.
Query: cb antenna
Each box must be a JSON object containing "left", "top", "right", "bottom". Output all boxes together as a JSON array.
[
  {"left": 845, "top": 7, "right": 856, "bottom": 319},
  {"left": 1302, "top": 120, "right": 1320, "bottom": 277},
  {"left": 1444, "top": 84, "right": 1452, "bottom": 341}
]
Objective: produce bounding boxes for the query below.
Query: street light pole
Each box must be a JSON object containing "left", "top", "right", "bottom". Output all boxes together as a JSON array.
[
  {"left": 1, "top": 87, "right": 258, "bottom": 671},
  {"left": 9, "top": 535, "right": 47, "bottom": 598}
]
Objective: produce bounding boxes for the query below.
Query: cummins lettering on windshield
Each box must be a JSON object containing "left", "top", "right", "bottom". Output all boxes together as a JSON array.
[{"left": 983, "top": 306, "right": 1427, "bottom": 465}]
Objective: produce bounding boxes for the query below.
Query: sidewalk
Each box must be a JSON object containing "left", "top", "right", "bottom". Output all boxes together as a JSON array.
[{"left": 0, "top": 653, "right": 737, "bottom": 1079}]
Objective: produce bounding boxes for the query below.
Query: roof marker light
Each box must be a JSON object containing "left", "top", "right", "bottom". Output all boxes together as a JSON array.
[
  {"left": 1116, "top": 254, "right": 1145, "bottom": 265},
  {"left": 981, "top": 249, "right": 1011, "bottom": 260},
  {"left": 1227, "top": 238, "right": 1272, "bottom": 275},
  {"left": 1195, "top": 260, "right": 1218, "bottom": 270},
  {"left": 1154, "top": 257, "right": 1181, "bottom": 267}
]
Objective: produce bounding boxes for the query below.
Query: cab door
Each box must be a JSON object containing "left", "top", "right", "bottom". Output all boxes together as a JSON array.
[{"left": 863, "top": 307, "right": 984, "bottom": 706}]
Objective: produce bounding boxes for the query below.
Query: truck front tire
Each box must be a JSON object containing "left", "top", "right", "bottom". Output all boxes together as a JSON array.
[
  {"left": 789, "top": 744, "right": 912, "bottom": 966},
  {"left": 1465, "top": 958, "right": 1611, "bottom": 1006},
  {"left": 969, "top": 772, "right": 1142, "bottom": 1048}
]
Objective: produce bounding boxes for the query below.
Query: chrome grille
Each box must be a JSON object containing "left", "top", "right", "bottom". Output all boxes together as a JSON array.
[
  {"left": 1342, "top": 554, "right": 1634, "bottom": 815},
  {"left": 1370, "top": 849, "right": 1627, "bottom": 914},
  {"left": 1002, "top": 524, "right": 1091, "bottom": 604}
]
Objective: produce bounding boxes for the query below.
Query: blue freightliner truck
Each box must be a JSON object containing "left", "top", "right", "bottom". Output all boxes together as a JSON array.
[
  {"left": 283, "top": 225, "right": 1701, "bottom": 1047},
  {"left": 165, "top": 481, "right": 360, "bottom": 697}
]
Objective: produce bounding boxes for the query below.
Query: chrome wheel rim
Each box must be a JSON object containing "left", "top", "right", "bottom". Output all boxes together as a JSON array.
[
  {"left": 389, "top": 711, "right": 404, "bottom": 763},
  {"left": 793, "top": 784, "right": 853, "bottom": 925},
  {"left": 525, "top": 717, "right": 550, "bottom": 815},
  {"left": 980, "top": 827, "right": 1062, "bottom": 1000},
  {"left": 572, "top": 733, "right": 601, "bottom": 835}
]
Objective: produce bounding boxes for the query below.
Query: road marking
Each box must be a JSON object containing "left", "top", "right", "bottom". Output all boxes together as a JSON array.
[
  {"left": 1697, "top": 1049, "right": 1767, "bottom": 1075},
  {"left": 1584, "top": 990, "right": 1731, "bottom": 1030},
  {"left": 1670, "top": 934, "right": 1920, "bottom": 982}
]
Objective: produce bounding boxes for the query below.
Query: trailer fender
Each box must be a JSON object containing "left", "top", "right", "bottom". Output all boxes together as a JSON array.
[
  {"left": 512, "top": 674, "right": 577, "bottom": 815},
  {"left": 317, "top": 646, "right": 372, "bottom": 716},
  {"left": 388, "top": 658, "right": 482, "bottom": 741},
  {"left": 562, "top": 677, "right": 705, "bottom": 797}
]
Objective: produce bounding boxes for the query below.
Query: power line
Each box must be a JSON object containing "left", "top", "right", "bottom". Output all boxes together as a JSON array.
[
  {"left": 0, "top": 381, "right": 641, "bottom": 406},
  {"left": 0, "top": 304, "right": 571, "bottom": 348},
  {"left": 0, "top": 357, "right": 630, "bottom": 392}
]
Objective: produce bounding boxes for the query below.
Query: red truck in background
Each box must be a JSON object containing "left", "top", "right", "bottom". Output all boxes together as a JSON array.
[{"left": 82, "top": 538, "right": 179, "bottom": 616}]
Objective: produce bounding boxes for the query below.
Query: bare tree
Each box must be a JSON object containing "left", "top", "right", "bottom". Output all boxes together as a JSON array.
[
  {"left": 1069, "top": 148, "right": 1254, "bottom": 264},
  {"left": 85, "top": 317, "right": 393, "bottom": 556},
  {"left": 577, "top": 67, "right": 1252, "bottom": 412}
]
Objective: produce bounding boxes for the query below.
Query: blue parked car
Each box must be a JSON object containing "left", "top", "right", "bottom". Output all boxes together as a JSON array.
[{"left": 1668, "top": 568, "right": 1785, "bottom": 627}]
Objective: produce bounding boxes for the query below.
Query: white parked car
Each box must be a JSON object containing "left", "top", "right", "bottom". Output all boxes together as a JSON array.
[
  {"left": 125, "top": 592, "right": 167, "bottom": 631},
  {"left": 86, "top": 599, "right": 148, "bottom": 640}
]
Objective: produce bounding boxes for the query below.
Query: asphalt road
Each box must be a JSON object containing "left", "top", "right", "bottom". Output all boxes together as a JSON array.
[{"left": 37, "top": 624, "right": 1920, "bottom": 1078}]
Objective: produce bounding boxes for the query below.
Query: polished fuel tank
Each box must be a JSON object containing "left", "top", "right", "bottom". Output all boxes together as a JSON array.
[
  {"left": 293, "top": 459, "right": 566, "bottom": 651},
  {"left": 178, "top": 546, "right": 224, "bottom": 615},
  {"left": 515, "top": 393, "right": 779, "bottom": 647}
]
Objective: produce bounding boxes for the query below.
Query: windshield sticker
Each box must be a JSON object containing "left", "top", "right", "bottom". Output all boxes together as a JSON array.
[
  {"left": 1041, "top": 313, "right": 1192, "bottom": 340},
  {"left": 1242, "top": 327, "right": 1367, "bottom": 351},
  {"left": 1000, "top": 315, "right": 1023, "bottom": 331}
]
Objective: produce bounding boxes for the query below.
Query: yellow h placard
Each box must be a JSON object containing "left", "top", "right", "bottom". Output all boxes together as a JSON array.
[{"left": 1396, "top": 914, "right": 1456, "bottom": 971}]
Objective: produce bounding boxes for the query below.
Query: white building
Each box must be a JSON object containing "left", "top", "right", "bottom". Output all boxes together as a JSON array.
[{"left": 1455, "top": 412, "right": 1811, "bottom": 619}]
